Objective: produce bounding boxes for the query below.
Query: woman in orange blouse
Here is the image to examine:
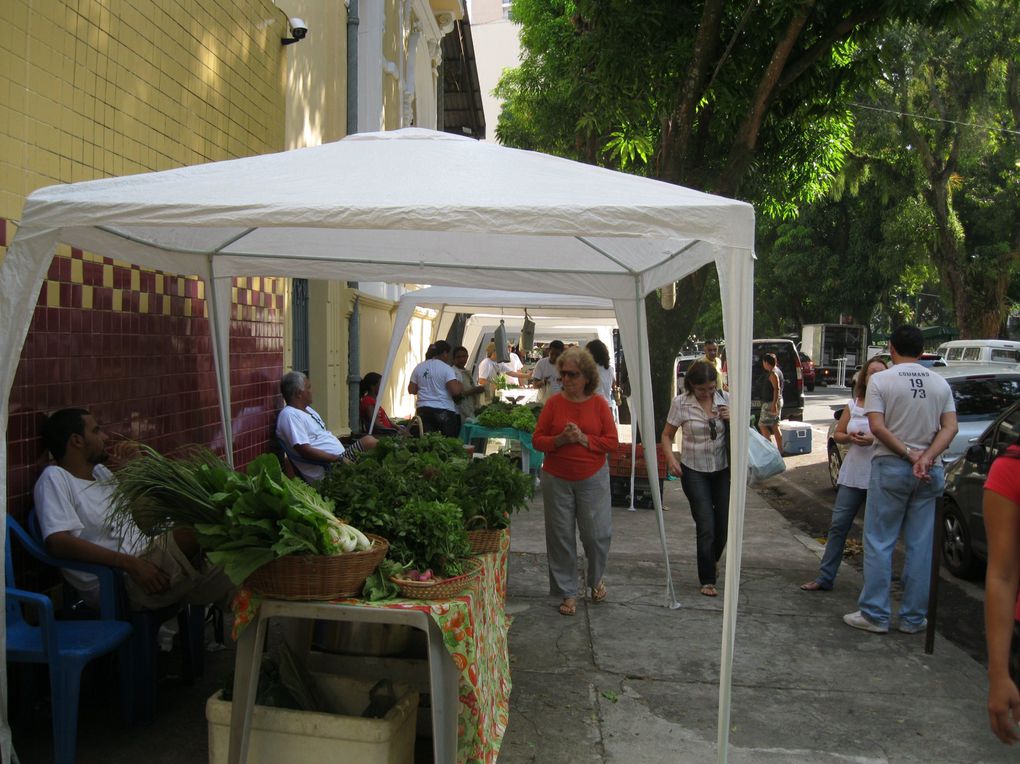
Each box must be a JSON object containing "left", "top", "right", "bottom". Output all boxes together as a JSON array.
[
  {"left": 533, "top": 347, "right": 619, "bottom": 616},
  {"left": 660, "top": 360, "right": 731, "bottom": 597}
]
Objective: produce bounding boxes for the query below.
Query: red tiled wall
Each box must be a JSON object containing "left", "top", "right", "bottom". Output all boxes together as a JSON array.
[{"left": 6, "top": 228, "right": 285, "bottom": 533}]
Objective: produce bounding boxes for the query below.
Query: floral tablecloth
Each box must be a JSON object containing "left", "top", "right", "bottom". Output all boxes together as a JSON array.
[{"left": 232, "top": 531, "right": 511, "bottom": 764}]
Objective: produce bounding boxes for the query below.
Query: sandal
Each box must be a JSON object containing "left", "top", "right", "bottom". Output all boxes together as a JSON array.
[
  {"left": 699, "top": 584, "right": 718, "bottom": 597},
  {"left": 591, "top": 581, "right": 608, "bottom": 603},
  {"left": 559, "top": 598, "right": 577, "bottom": 616},
  {"left": 800, "top": 580, "right": 829, "bottom": 591}
]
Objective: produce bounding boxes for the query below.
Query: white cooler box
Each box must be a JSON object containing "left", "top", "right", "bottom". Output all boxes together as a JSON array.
[
  {"left": 780, "top": 420, "right": 812, "bottom": 456},
  {"left": 207, "top": 673, "right": 418, "bottom": 764}
]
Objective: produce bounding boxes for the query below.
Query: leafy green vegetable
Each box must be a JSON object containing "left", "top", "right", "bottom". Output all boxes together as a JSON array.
[
  {"left": 476, "top": 401, "right": 538, "bottom": 432},
  {"left": 388, "top": 499, "right": 471, "bottom": 578},
  {"left": 109, "top": 447, "right": 372, "bottom": 585},
  {"left": 458, "top": 454, "right": 534, "bottom": 530},
  {"left": 362, "top": 559, "right": 403, "bottom": 601}
]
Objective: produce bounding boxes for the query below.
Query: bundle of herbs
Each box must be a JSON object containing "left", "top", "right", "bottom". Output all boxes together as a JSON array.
[
  {"left": 387, "top": 498, "right": 471, "bottom": 579},
  {"left": 457, "top": 454, "right": 534, "bottom": 531},
  {"left": 317, "top": 435, "right": 468, "bottom": 537},
  {"left": 109, "top": 447, "right": 373, "bottom": 585}
]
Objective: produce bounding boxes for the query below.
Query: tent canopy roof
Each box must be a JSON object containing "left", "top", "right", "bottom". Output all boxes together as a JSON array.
[
  {"left": 395, "top": 286, "right": 617, "bottom": 318},
  {"left": 20, "top": 128, "right": 753, "bottom": 297}
]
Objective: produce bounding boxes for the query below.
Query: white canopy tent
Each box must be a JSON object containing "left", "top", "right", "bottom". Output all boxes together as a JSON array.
[
  {"left": 0, "top": 128, "right": 754, "bottom": 761},
  {"left": 376, "top": 285, "right": 617, "bottom": 392}
]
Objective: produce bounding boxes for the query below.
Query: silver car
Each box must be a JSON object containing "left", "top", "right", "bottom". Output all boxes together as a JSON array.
[{"left": 826, "top": 364, "right": 1020, "bottom": 488}]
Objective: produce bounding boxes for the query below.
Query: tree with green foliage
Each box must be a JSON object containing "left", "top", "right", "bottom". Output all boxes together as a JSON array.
[
  {"left": 864, "top": 0, "right": 1020, "bottom": 337},
  {"left": 497, "top": 0, "right": 973, "bottom": 427}
]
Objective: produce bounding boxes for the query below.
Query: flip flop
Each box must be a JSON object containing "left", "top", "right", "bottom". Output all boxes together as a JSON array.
[
  {"left": 559, "top": 598, "right": 577, "bottom": 616},
  {"left": 591, "top": 581, "right": 608, "bottom": 603},
  {"left": 699, "top": 584, "right": 718, "bottom": 597},
  {"left": 800, "top": 581, "right": 830, "bottom": 591}
]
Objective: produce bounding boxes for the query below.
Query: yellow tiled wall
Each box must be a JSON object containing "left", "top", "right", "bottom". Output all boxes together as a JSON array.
[{"left": 0, "top": 0, "right": 287, "bottom": 227}]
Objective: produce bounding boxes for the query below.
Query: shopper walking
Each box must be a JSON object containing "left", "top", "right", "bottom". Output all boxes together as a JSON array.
[
  {"left": 660, "top": 360, "right": 730, "bottom": 597},
  {"left": 533, "top": 347, "right": 619, "bottom": 616}
]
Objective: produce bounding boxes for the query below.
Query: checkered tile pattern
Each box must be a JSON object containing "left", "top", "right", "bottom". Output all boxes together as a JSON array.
[{"left": 4, "top": 218, "right": 285, "bottom": 531}]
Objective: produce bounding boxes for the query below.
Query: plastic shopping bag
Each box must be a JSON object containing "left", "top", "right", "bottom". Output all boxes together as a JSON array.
[{"left": 747, "top": 427, "right": 786, "bottom": 485}]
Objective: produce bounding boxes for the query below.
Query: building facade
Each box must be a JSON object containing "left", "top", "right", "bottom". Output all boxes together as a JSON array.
[{"left": 2, "top": 0, "right": 470, "bottom": 571}]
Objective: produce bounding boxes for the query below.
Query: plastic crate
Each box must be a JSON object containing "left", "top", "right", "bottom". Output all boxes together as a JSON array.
[
  {"left": 780, "top": 420, "right": 812, "bottom": 456},
  {"left": 610, "top": 475, "right": 664, "bottom": 509},
  {"left": 207, "top": 673, "right": 418, "bottom": 764},
  {"left": 607, "top": 443, "right": 669, "bottom": 479}
]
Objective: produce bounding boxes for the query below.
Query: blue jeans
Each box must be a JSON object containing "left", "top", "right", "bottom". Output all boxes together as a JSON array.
[
  {"left": 814, "top": 486, "right": 868, "bottom": 589},
  {"left": 680, "top": 466, "right": 730, "bottom": 585},
  {"left": 858, "top": 456, "right": 944, "bottom": 628}
]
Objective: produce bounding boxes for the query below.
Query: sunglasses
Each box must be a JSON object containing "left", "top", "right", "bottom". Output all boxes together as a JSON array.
[
  {"left": 708, "top": 418, "right": 718, "bottom": 440},
  {"left": 561, "top": 370, "right": 581, "bottom": 379}
]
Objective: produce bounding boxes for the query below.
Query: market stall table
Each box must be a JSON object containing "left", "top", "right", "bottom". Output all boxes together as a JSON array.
[
  {"left": 227, "top": 537, "right": 511, "bottom": 764},
  {"left": 460, "top": 422, "right": 543, "bottom": 473}
]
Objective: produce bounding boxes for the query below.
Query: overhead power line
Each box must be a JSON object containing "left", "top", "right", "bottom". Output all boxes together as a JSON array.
[{"left": 850, "top": 102, "right": 1020, "bottom": 137}]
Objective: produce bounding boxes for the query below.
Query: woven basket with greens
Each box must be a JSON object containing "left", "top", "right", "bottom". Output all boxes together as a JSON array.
[{"left": 109, "top": 448, "right": 374, "bottom": 585}]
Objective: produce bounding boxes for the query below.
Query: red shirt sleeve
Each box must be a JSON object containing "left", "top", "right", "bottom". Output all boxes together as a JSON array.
[{"left": 985, "top": 447, "right": 1020, "bottom": 504}]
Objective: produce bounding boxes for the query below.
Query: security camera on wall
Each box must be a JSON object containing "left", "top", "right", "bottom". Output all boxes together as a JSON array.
[{"left": 282, "top": 17, "right": 308, "bottom": 45}]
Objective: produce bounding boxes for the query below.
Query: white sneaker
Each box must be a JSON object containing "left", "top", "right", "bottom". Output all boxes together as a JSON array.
[
  {"left": 843, "top": 610, "right": 888, "bottom": 634},
  {"left": 897, "top": 618, "right": 928, "bottom": 634}
]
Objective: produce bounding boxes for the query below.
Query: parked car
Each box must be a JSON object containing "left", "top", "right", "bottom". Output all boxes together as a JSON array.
[
  {"left": 674, "top": 354, "right": 699, "bottom": 385},
  {"left": 941, "top": 400, "right": 1020, "bottom": 578},
  {"left": 918, "top": 353, "right": 947, "bottom": 368},
  {"left": 750, "top": 339, "right": 804, "bottom": 421},
  {"left": 799, "top": 352, "right": 816, "bottom": 392},
  {"left": 826, "top": 365, "right": 1020, "bottom": 490},
  {"left": 937, "top": 339, "right": 1020, "bottom": 365}
]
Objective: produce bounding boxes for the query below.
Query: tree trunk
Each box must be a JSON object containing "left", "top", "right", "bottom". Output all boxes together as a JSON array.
[
  {"left": 642, "top": 266, "right": 711, "bottom": 435},
  {"left": 658, "top": 0, "right": 726, "bottom": 183},
  {"left": 717, "top": 0, "right": 816, "bottom": 196}
]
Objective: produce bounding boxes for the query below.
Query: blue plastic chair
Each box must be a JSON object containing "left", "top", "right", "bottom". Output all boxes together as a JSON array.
[
  {"left": 6, "top": 516, "right": 134, "bottom": 764},
  {"left": 24, "top": 511, "right": 207, "bottom": 724}
]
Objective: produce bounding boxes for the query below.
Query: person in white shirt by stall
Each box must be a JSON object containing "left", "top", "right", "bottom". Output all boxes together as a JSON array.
[
  {"left": 277, "top": 371, "right": 377, "bottom": 481},
  {"left": 408, "top": 340, "right": 463, "bottom": 437},
  {"left": 531, "top": 340, "right": 564, "bottom": 403}
]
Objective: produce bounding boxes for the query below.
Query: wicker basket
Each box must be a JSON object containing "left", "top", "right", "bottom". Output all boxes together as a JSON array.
[
  {"left": 390, "top": 557, "right": 482, "bottom": 601},
  {"left": 246, "top": 534, "right": 389, "bottom": 601},
  {"left": 467, "top": 527, "right": 508, "bottom": 555}
]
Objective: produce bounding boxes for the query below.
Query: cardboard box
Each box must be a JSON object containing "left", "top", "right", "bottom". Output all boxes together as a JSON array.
[{"left": 207, "top": 673, "right": 418, "bottom": 764}]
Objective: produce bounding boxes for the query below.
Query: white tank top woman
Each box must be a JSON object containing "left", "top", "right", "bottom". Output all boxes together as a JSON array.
[{"left": 838, "top": 398, "right": 874, "bottom": 490}]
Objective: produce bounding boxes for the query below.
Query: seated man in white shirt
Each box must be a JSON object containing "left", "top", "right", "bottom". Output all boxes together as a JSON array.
[
  {"left": 34, "top": 408, "right": 233, "bottom": 612},
  {"left": 276, "top": 371, "right": 377, "bottom": 481}
]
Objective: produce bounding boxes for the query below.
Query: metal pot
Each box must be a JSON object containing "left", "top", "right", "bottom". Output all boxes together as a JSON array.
[{"left": 311, "top": 620, "right": 412, "bottom": 657}]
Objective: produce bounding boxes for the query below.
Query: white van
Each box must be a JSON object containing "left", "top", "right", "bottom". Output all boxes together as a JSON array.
[{"left": 936, "top": 339, "right": 1020, "bottom": 365}]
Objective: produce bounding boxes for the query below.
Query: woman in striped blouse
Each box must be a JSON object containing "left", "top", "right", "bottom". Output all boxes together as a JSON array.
[{"left": 660, "top": 360, "right": 731, "bottom": 597}]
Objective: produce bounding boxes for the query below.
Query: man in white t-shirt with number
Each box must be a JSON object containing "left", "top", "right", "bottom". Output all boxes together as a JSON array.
[
  {"left": 408, "top": 340, "right": 463, "bottom": 437},
  {"left": 277, "top": 371, "right": 377, "bottom": 481},
  {"left": 844, "top": 325, "right": 957, "bottom": 635}
]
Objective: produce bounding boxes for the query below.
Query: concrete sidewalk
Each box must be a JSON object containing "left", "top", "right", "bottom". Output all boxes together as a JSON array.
[
  {"left": 498, "top": 477, "right": 1011, "bottom": 763},
  {"left": 9, "top": 470, "right": 1011, "bottom": 763}
]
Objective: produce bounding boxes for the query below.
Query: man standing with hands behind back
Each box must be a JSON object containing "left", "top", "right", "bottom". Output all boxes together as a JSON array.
[{"left": 844, "top": 325, "right": 957, "bottom": 635}]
